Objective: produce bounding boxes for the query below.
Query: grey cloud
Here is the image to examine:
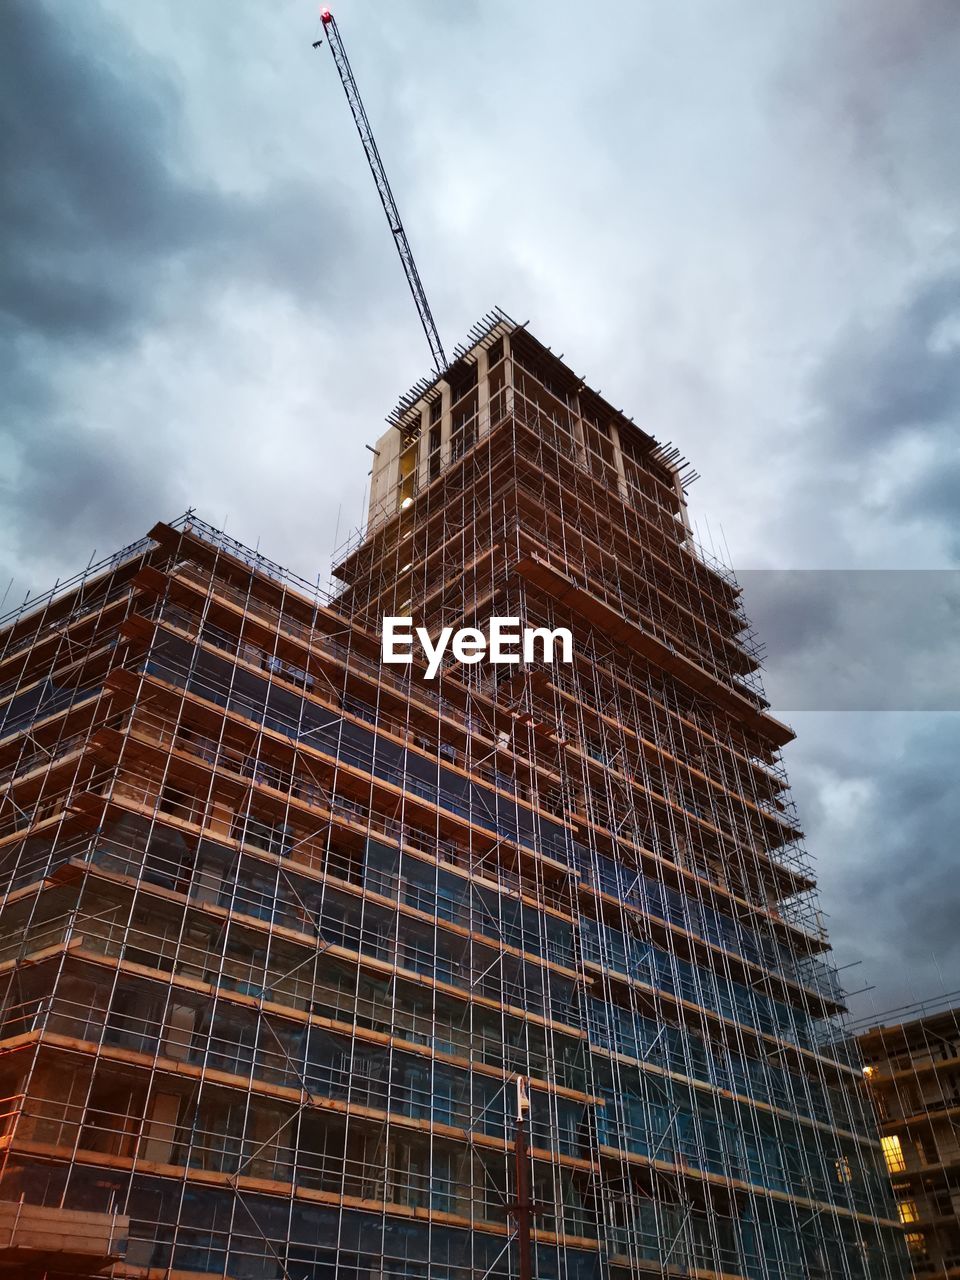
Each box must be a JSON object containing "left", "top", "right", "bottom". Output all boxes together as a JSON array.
[
  {"left": 742, "top": 570, "right": 960, "bottom": 710},
  {"left": 741, "top": 571, "right": 842, "bottom": 662},
  {"left": 776, "top": 0, "right": 960, "bottom": 201},
  {"left": 893, "top": 453, "right": 960, "bottom": 556},
  {"left": 0, "top": 414, "right": 186, "bottom": 573},
  {"left": 750, "top": 266, "right": 960, "bottom": 573},
  {"left": 0, "top": 0, "right": 362, "bottom": 349},
  {"left": 0, "top": 0, "right": 385, "bottom": 599},
  {"left": 812, "top": 274, "right": 960, "bottom": 446},
  {"left": 1, "top": 0, "right": 191, "bottom": 342},
  {"left": 790, "top": 714, "right": 960, "bottom": 1016},
  {"left": 748, "top": 1, "right": 960, "bottom": 574}
]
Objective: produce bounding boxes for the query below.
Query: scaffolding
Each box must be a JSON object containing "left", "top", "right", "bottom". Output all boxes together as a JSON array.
[
  {"left": 0, "top": 315, "right": 909, "bottom": 1279},
  {"left": 856, "top": 993, "right": 960, "bottom": 1277}
]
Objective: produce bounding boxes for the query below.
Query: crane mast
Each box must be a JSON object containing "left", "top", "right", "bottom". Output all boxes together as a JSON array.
[{"left": 314, "top": 9, "right": 447, "bottom": 373}]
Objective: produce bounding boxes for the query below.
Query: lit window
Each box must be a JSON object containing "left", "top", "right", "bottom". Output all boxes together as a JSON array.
[
  {"left": 898, "top": 1201, "right": 918, "bottom": 1224},
  {"left": 882, "top": 1135, "right": 906, "bottom": 1174},
  {"left": 905, "top": 1233, "right": 928, "bottom": 1260}
]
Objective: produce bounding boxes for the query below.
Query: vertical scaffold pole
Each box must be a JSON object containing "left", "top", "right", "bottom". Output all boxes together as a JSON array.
[{"left": 510, "top": 1074, "right": 537, "bottom": 1280}]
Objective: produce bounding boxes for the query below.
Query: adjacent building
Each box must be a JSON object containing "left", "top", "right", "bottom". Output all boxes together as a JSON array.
[
  {"left": 859, "top": 996, "right": 960, "bottom": 1277},
  {"left": 0, "top": 312, "right": 907, "bottom": 1278}
]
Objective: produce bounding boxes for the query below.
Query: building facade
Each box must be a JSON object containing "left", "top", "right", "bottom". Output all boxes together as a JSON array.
[
  {"left": 0, "top": 313, "right": 907, "bottom": 1279},
  {"left": 859, "top": 997, "right": 960, "bottom": 1277}
]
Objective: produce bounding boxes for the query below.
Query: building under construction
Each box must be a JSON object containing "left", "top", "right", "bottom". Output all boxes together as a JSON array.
[
  {"left": 0, "top": 312, "right": 908, "bottom": 1279},
  {"left": 858, "top": 995, "right": 960, "bottom": 1277}
]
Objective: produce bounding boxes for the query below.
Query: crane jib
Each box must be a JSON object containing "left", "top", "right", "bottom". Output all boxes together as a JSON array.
[{"left": 315, "top": 12, "right": 447, "bottom": 374}]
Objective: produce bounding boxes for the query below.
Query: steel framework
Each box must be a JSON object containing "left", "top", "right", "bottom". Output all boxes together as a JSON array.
[
  {"left": 857, "top": 993, "right": 960, "bottom": 1277},
  {"left": 0, "top": 315, "right": 909, "bottom": 1279}
]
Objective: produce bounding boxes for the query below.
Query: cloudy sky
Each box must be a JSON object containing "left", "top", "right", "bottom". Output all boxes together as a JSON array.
[{"left": 2, "top": 0, "right": 958, "bottom": 1019}]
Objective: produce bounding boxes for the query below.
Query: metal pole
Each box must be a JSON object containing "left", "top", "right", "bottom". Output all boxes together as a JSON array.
[
  {"left": 509, "top": 1075, "right": 536, "bottom": 1280},
  {"left": 514, "top": 1113, "right": 533, "bottom": 1280}
]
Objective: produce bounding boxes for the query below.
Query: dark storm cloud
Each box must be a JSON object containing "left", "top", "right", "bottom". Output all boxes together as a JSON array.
[
  {"left": 741, "top": 0, "right": 960, "bottom": 579},
  {"left": 737, "top": 264, "right": 960, "bottom": 1009},
  {"left": 0, "top": 0, "right": 375, "bottom": 591},
  {"left": 743, "top": 571, "right": 842, "bottom": 661},
  {"left": 752, "top": 266, "right": 960, "bottom": 573},
  {"left": 895, "top": 456, "right": 960, "bottom": 557},
  {"left": 790, "top": 714, "right": 960, "bottom": 1017},
  {"left": 741, "top": 570, "right": 960, "bottom": 710},
  {"left": 812, "top": 274, "right": 960, "bottom": 447},
  {"left": 0, "top": 414, "right": 182, "bottom": 560},
  {"left": 0, "top": 0, "right": 359, "bottom": 350},
  {"left": 2, "top": 0, "right": 194, "bottom": 344}
]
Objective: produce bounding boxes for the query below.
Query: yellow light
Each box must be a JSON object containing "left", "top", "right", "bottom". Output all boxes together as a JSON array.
[
  {"left": 898, "top": 1201, "right": 918, "bottom": 1224},
  {"left": 862, "top": 1065, "right": 875, "bottom": 1078},
  {"left": 882, "top": 1135, "right": 906, "bottom": 1174}
]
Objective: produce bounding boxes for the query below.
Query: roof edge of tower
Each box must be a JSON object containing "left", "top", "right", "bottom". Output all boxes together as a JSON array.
[
  {"left": 387, "top": 307, "right": 519, "bottom": 428},
  {"left": 385, "top": 308, "right": 700, "bottom": 493}
]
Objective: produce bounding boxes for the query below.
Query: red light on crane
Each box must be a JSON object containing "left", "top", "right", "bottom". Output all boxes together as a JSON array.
[{"left": 320, "top": 7, "right": 333, "bottom": 23}]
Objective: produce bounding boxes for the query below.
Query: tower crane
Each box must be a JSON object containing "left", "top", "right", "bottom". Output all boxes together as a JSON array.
[{"left": 313, "top": 9, "right": 448, "bottom": 373}]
